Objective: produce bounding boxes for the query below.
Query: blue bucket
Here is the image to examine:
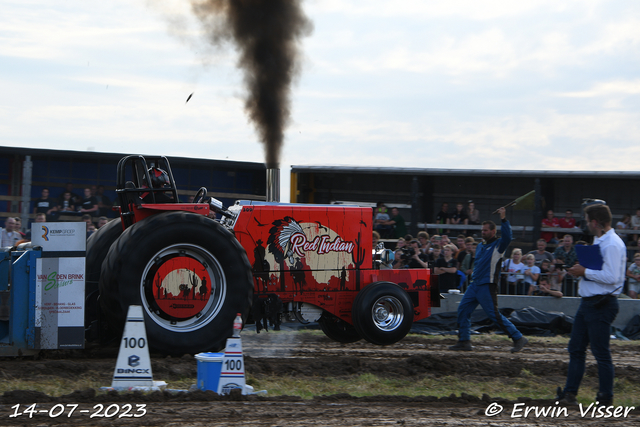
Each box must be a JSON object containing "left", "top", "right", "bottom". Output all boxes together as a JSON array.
[{"left": 195, "top": 352, "right": 224, "bottom": 391}]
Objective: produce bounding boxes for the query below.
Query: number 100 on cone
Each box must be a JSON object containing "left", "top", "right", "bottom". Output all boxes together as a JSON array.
[{"left": 218, "top": 337, "right": 245, "bottom": 394}]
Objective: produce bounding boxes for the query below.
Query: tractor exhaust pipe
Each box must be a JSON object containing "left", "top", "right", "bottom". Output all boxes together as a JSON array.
[{"left": 266, "top": 168, "right": 280, "bottom": 202}]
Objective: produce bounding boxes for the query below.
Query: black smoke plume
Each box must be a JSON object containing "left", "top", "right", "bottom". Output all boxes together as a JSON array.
[{"left": 190, "top": 0, "right": 312, "bottom": 168}]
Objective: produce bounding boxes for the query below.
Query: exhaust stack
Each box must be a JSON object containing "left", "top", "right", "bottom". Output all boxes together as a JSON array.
[{"left": 266, "top": 168, "right": 280, "bottom": 202}]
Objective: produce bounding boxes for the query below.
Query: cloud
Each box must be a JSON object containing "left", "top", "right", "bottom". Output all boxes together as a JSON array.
[
  {"left": 284, "top": 107, "right": 640, "bottom": 173},
  {"left": 311, "top": 0, "right": 575, "bottom": 21},
  {"left": 557, "top": 80, "right": 640, "bottom": 98},
  {"left": 304, "top": 0, "right": 640, "bottom": 84},
  {"left": 2, "top": 0, "right": 640, "bottom": 203}
]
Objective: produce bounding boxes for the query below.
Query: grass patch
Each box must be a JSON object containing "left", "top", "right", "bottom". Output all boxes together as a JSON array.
[
  {"left": 0, "top": 375, "right": 197, "bottom": 397},
  {"left": 5, "top": 371, "right": 639, "bottom": 407},
  {"left": 1, "top": 376, "right": 105, "bottom": 397},
  {"left": 246, "top": 373, "right": 640, "bottom": 406},
  {"left": 246, "top": 373, "right": 557, "bottom": 400}
]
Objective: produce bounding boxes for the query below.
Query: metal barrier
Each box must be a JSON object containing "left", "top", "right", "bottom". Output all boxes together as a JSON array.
[
  {"left": 415, "top": 223, "right": 640, "bottom": 239},
  {"left": 496, "top": 271, "right": 580, "bottom": 296}
]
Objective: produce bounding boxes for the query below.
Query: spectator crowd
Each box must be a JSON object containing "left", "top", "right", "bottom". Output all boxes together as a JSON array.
[
  {"left": 32, "top": 183, "right": 114, "bottom": 221},
  {"left": 373, "top": 200, "right": 640, "bottom": 300},
  {"left": 3, "top": 191, "right": 640, "bottom": 300},
  {"left": 1, "top": 182, "right": 120, "bottom": 245}
]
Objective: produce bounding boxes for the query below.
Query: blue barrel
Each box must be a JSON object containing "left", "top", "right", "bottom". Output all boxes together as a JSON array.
[{"left": 194, "top": 352, "right": 224, "bottom": 392}]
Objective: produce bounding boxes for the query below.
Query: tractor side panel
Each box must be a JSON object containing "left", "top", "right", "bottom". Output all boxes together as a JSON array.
[
  {"left": 233, "top": 204, "right": 434, "bottom": 323},
  {"left": 233, "top": 204, "right": 372, "bottom": 296}
]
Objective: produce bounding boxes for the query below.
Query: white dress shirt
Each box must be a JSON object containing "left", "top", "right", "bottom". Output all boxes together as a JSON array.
[{"left": 580, "top": 228, "right": 627, "bottom": 298}]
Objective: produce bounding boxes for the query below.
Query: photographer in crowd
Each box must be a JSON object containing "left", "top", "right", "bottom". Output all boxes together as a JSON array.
[
  {"left": 406, "top": 240, "right": 429, "bottom": 268},
  {"left": 536, "top": 276, "right": 564, "bottom": 298},
  {"left": 550, "top": 255, "right": 567, "bottom": 290},
  {"left": 394, "top": 239, "right": 428, "bottom": 269}
]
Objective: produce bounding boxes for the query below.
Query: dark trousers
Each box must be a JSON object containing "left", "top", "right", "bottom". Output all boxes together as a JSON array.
[
  {"left": 564, "top": 296, "right": 619, "bottom": 400},
  {"left": 457, "top": 282, "right": 523, "bottom": 342}
]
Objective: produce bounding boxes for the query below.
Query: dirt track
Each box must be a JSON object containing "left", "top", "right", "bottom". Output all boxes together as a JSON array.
[{"left": 1, "top": 331, "right": 639, "bottom": 426}]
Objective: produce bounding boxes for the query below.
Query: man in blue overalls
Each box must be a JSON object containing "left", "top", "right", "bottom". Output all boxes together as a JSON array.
[{"left": 449, "top": 206, "right": 528, "bottom": 352}]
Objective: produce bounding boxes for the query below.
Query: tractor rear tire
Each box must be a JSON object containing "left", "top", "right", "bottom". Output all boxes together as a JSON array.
[
  {"left": 99, "top": 211, "right": 253, "bottom": 355},
  {"left": 352, "top": 282, "right": 414, "bottom": 345},
  {"left": 85, "top": 219, "right": 123, "bottom": 340},
  {"left": 318, "top": 312, "right": 361, "bottom": 343}
]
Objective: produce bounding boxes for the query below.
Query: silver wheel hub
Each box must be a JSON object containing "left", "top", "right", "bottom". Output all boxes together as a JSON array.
[
  {"left": 374, "top": 306, "right": 389, "bottom": 321},
  {"left": 370, "top": 296, "right": 404, "bottom": 331}
]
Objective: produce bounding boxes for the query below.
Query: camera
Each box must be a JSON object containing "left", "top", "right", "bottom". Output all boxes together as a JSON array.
[{"left": 400, "top": 246, "right": 415, "bottom": 261}]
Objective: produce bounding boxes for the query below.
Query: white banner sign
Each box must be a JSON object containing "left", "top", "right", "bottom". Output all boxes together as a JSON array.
[
  {"left": 31, "top": 222, "right": 86, "bottom": 252},
  {"left": 35, "top": 256, "right": 85, "bottom": 348}
]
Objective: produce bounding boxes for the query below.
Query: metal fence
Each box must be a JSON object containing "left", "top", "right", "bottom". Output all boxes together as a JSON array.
[
  {"left": 452, "top": 270, "right": 580, "bottom": 296},
  {"left": 497, "top": 271, "right": 579, "bottom": 296}
]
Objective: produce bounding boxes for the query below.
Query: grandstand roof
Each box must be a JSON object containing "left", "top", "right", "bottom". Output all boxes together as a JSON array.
[
  {"left": 290, "top": 165, "right": 638, "bottom": 179},
  {"left": 0, "top": 146, "right": 266, "bottom": 170}
]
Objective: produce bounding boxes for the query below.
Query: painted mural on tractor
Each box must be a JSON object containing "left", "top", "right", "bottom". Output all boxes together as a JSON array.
[
  {"left": 233, "top": 205, "right": 371, "bottom": 295},
  {"left": 232, "top": 203, "right": 435, "bottom": 325},
  {"left": 150, "top": 256, "right": 213, "bottom": 320}
]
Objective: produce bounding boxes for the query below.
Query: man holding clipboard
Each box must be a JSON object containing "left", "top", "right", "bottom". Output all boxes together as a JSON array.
[{"left": 557, "top": 200, "right": 626, "bottom": 407}]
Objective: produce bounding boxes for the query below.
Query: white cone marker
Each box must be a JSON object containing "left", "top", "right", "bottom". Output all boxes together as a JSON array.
[
  {"left": 217, "top": 313, "right": 256, "bottom": 395},
  {"left": 218, "top": 336, "right": 249, "bottom": 394},
  {"left": 109, "top": 305, "right": 166, "bottom": 391}
]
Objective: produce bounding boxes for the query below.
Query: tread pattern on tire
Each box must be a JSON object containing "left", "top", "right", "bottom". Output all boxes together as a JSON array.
[{"left": 85, "top": 219, "right": 124, "bottom": 331}]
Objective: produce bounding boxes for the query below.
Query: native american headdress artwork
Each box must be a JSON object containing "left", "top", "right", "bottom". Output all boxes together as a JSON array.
[{"left": 267, "top": 216, "right": 304, "bottom": 265}]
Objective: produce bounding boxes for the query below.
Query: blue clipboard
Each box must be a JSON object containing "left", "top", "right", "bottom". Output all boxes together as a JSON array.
[{"left": 575, "top": 244, "right": 603, "bottom": 270}]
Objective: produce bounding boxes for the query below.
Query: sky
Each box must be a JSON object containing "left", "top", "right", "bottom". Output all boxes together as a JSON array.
[{"left": 2, "top": 0, "right": 640, "bottom": 202}]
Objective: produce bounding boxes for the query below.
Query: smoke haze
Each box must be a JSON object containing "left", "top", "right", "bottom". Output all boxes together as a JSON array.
[{"left": 189, "top": 0, "right": 312, "bottom": 168}]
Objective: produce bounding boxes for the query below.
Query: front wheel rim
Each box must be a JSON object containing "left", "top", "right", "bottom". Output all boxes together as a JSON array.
[
  {"left": 140, "top": 243, "right": 227, "bottom": 332},
  {"left": 370, "top": 296, "right": 404, "bottom": 331}
]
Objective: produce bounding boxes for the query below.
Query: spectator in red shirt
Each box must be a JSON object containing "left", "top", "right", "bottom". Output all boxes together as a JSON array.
[
  {"left": 541, "top": 209, "right": 560, "bottom": 244},
  {"left": 559, "top": 209, "right": 577, "bottom": 229}
]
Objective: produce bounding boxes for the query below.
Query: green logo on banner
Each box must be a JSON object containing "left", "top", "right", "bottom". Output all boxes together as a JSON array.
[{"left": 45, "top": 271, "right": 73, "bottom": 291}]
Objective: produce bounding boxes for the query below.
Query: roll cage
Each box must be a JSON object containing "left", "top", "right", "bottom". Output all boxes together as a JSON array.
[{"left": 115, "top": 155, "right": 180, "bottom": 228}]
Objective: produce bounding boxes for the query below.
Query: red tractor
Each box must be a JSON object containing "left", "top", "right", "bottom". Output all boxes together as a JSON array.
[{"left": 86, "top": 155, "right": 438, "bottom": 354}]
